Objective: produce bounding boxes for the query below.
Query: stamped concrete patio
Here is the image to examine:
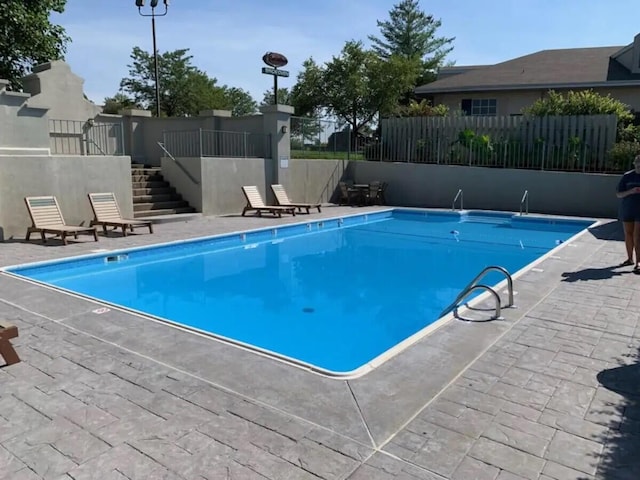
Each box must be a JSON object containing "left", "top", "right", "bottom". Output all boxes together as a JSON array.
[{"left": 0, "top": 205, "right": 638, "bottom": 480}]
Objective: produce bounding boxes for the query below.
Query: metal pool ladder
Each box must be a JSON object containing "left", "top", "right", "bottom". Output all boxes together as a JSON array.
[
  {"left": 519, "top": 190, "right": 529, "bottom": 216},
  {"left": 442, "top": 265, "right": 514, "bottom": 320},
  {"left": 452, "top": 189, "right": 463, "bottom": 211}
]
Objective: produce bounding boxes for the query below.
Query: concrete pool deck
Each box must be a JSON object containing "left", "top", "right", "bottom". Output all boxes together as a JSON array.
[{"left": 0, "top": 205, "right": 637, "bottom": 479}]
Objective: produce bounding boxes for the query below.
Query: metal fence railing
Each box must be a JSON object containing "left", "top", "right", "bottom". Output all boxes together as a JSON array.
[
  {"left": 365, "top": 114, "right": 621, "bottom": 173},
  {"left": 49, "top": 119, "right": 125, "bottom": 156},
  {"left": 162, "top": 129, "right": 272, "bottom": 158},
  {"left": 290, "top": 116, "right": 353, "bottom": 159}
]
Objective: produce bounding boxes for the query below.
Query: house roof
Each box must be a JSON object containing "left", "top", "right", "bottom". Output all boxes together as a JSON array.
[{"left": 415, "top": 46, "right": 640, "bottom": 94}]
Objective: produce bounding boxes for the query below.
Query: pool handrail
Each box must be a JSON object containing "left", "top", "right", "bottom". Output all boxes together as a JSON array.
[
  {"left": 442, "top": 265, "right": 513, "bottom": 319},
  {"left": 452, "top": 189, "right": 463, "bottom": 211},
  {"left": 520, "top": 190, "right": 529, "bottom": 216}
]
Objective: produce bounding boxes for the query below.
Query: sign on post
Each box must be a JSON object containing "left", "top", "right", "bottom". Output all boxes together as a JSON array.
[
  {"left": 261, "top": 67, "right": 289, "bottom": 77},
  {"left": 261, "top": 52, "right": 289, "bottom": 104}
]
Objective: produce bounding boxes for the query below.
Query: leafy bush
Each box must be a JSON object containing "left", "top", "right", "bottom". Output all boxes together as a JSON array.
[
  {"left": 606, "top": 141, "right": 640, "bottom": 172},
  {"left": 523, "top": 89, "right": 633, "bottom": 123},
  {"left": 393, "top": 99, "right": 449, "bottom": 117},
  {"left": 618, "top": 124, "right": 640, "bottom": 142}
]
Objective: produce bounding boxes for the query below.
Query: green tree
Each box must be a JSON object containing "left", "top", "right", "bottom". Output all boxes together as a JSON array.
[
  {"left": 119, "top": 47, "right": 229, "bottom": 117},
  {"left": 102, "top": 93, "right": 139, "bottom": 114},
  {"left": 261, "top": 88, "right": 292, "bottom": 106},
  {"left": 0, "top": 0, "right": 70, "bottom": 89},
  {"left": 291, "top": 59, "right": 325, "bottom": 118},
  {"left": 221, "top": 87, "right": 257, "bottom": 116},
  {"left": 368, "top": 0, "right": 454, "bottom": 89},
  {"left": 297, "top": 41, "right": 419, "bottom": 139},
  {"left": 261, "top": 87, "right": 323, "bottom": 144}
]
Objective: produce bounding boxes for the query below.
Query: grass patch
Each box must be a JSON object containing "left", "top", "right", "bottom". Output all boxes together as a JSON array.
[{"left": 291, "top": 150, "right": 364, "bottom": 160}]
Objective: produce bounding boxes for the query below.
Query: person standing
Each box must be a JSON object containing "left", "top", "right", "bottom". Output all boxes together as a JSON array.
[{"left": 616, "top": 155, "right": 640, "bottom": 270}]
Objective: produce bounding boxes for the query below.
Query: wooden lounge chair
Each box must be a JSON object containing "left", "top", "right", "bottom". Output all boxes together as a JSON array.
[
  {"left": 241, "top": 186, "right": 296, "bottom": 217},
  {"left": 88, "top": 192, "right": 153, "bottom": 237},
  {"left": 0, "top": 321, "right": 20, "bottom": 366},
  {"left": 271, "top": 184, "right": 322, "bottom": 214},
  {"left": 24, "top": 196, "right": 98, "bottom": 245}
]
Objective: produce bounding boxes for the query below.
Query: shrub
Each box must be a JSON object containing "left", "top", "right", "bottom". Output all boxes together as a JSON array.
[
  {"left": 606, "top": 141, "right": 640, "bottom": 172},
  {"left": 523, "top": 89, "right": 634, "bottom": 124},
  {"left": 618, "top": 124, "right": 640, "bottom": 142},
  {"left": 394, "top": 99, "right": 449, "bottom": 117}
]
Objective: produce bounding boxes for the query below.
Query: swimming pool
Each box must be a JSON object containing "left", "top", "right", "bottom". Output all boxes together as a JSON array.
[{"left": 6, "top": 209, "right": 595, "bottom": 376}]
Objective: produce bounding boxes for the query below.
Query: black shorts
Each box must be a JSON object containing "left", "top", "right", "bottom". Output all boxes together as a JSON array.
[{"left": 620, "top": 204, "right": 640, "bottom": 222}]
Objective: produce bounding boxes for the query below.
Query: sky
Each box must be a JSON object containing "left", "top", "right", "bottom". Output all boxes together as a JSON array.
[{"left": 55, "top": 0, "right": 640, "bottom": 106}]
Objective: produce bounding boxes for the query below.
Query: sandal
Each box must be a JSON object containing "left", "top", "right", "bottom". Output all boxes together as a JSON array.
[{"left": 618, "top": 259, "right": 634, "bottom": 267}]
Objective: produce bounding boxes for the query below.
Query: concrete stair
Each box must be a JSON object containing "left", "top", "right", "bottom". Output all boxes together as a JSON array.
[{"left": 131, "top": 164, "right": 197, "bottom": 219}]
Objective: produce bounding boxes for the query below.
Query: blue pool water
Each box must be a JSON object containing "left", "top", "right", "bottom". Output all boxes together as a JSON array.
[{"left": 7, "top": 209, "right": 594, "bottom": 375}]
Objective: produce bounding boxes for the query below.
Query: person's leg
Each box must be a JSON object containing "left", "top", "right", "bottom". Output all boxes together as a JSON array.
[
  {"left": 623, "top": 221, "right": 635, "bottom": 265},
  {"left": 634, "top": 221, "right": 640, "bottom": 269}
]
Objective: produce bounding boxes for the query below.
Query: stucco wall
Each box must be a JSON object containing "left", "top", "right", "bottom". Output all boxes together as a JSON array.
[
  {"left": 354, "top": 161, "right": 619, "bottom": 218},
  {"left": 0, "top": 81, "right": 50, "bottom": 153},
  {"left": 160, "top": 157, "right": 351, "bottom": 216},
  {"left": 0, "top": 155, "right": 132, "bottom": 240},
  {"left": 22, "top": 61, "right": 101, "bottom": 122},
  {"left": 161, "top": 157, "right": 275, "bottom": 215},
  {"left": 277, "top": 159, "right": 350, "bottom": 204}
]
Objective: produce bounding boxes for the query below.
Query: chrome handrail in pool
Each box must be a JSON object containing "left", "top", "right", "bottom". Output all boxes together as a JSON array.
[
  {"left": 452, "top": 189, "right": 463, "bottom": 211},
  {"left": 453, "top": 284, "right": 502, "bottom": 320},
  {"left": 442, "top": 265, "right": 513, "bottom": 320},
  {"left": 520, "top": 190, "right": 529, "bottom": 216}
]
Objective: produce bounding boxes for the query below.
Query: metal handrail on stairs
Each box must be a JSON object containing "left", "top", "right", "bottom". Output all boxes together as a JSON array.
[
  {"left": 157, "top": 142, "right": 200, "bottom": 185},
  {"left": 452, "top": 189, "right": 463, "bottom": 211},
  {"left": 442, "top": 265, "right": 514, "bottom": 320}
]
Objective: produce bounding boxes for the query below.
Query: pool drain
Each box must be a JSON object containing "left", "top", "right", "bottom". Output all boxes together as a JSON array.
[{"left": 302, "top": 307, "right": 315, "bottom": 313}]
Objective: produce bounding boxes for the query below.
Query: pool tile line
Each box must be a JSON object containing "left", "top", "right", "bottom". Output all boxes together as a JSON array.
[{"left": 346, "top": 381, "right": 377, "bottom": 448}]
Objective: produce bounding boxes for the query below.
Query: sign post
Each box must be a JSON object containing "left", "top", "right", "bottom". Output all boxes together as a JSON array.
[{"left": 261, "top": 52, "right": 289, "bottom": 105}]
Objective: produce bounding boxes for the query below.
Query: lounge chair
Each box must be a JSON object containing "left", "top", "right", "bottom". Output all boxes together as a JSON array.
[
  {"left": 88, "top": 192, "right": 153, "bottom": 237},
  {"left": 241, "top": 186, "right": 296, "bottom": 217},
  {"left": 271, "top": 184, "right": 322, "bottom": 214},
  {"left": 0, "top": 321, "right": 20, "bottom": 366},
  {"left": 24, "top": 196, "right": 98, "bottom": 245}
]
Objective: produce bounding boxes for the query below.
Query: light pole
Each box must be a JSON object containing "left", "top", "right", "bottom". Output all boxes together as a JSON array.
[{"left": 135, "top": 0, "right": 169, "bottom": 117}]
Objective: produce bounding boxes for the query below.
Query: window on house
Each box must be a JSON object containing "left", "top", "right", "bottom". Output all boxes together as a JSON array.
[{"left": 461, "top": 98, "right": 497, "bottom": 116}]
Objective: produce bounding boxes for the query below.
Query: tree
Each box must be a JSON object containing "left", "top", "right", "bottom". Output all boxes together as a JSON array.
[
  {"left": 119, "top": 47, "right": 229, "bottom": 117},
  {"left": 102, "top": 93, "right": 139, "bottom": 114},
  {"left": 368, "top": 0, "right": 454, "bottom": 89},
  {"left": 221, "top": 87, "right": 257, "bottom": 116},
  {"left": 261, "top": 88, "right": 292, "bottom": 107},
  {"left": 291, "top": 59, "right": 325, "bottom": 118},
  {"left": 296, "top": 41, "right": 419, "bottom": 140},
  {"left": 0, "top": 0, "right": 70, "bottom": 89}
]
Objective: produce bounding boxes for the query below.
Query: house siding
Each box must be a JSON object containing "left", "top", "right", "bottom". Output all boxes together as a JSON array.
[
  {"left": 433, "top": 91, "right": 544, "bottom": 116},
  {"left": 433, "top": 86, "right": 640, "bottom": 115}
]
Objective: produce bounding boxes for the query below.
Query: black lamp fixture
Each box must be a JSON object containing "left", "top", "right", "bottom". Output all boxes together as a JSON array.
[{"left": 135, "top": 0, "right": 169, "bottom": 117}]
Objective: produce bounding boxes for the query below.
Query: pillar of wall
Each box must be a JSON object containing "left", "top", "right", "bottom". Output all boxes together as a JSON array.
[
  {"left": 259, "top": 104, "right": 293, "bottom": 199},
  {"left": 121, "top": 109, "right": 152, "bottom": 164}
]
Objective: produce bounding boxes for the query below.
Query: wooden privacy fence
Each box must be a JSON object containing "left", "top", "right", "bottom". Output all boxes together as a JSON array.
[{"left": 375, "top": 115, "right": 618, "bottom": 172}]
